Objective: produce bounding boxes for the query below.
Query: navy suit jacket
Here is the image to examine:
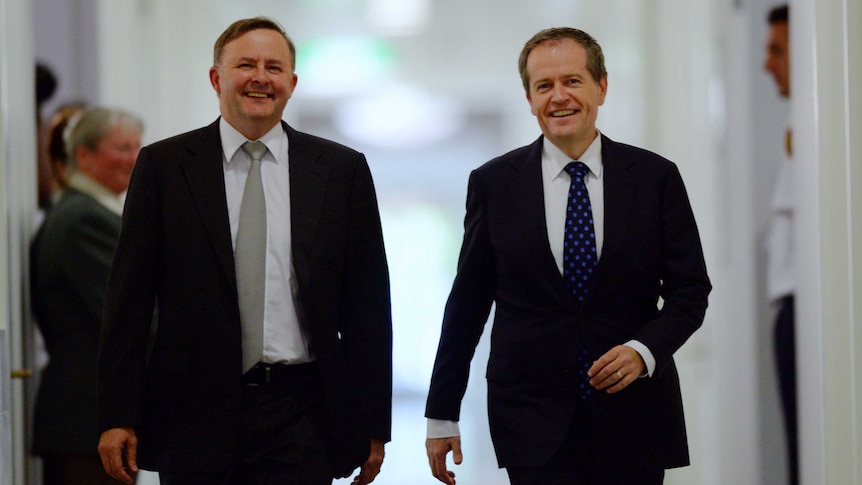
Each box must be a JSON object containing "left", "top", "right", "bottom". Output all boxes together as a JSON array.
[
  {"left": 426, "top": 134, "right": 711, "bottom": 469},
  {"left": 98, "top": 119, "right": 392, "bottom": 476}
]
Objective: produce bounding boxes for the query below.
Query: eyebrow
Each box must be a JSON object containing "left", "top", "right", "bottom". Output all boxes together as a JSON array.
[
  {"left": 532, "top": 73, "right": 583, "bottom": 86},
  {"left": 235, "top": 56, "right": 285, "bottom": 65}
]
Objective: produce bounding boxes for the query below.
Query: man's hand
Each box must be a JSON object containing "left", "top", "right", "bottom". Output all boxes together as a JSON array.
[
  {"left": 426, "top": 436, "right": 462, "bottom": 485},
  {"left": 344, "top": 439, "right": 385, "bottom": 485},
  {"left": 588, "top": 345, "right": 646, "bottom": 393},
  {"left": 97, "top": 427, "right": 138, "bottom": 484}
]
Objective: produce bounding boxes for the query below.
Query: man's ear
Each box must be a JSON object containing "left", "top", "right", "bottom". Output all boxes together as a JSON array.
[
  {"left": 209, "top": 66, "right": 221, "bottom": 95},
  {"left": 527, "top": 92, "right": 539, "bottom": 117}
]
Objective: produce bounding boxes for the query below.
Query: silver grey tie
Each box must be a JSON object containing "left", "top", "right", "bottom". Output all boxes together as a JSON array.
[{"left": 236, "top": 141, "right": 267, "bottom": 373}]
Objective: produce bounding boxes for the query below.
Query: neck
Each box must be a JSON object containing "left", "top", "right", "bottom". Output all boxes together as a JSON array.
[
  {"left": 554, "top": 130, "right": 598, "bottom": 160},
  {"left": 226, "top": 118, "right": 280, "bottom": 141}
]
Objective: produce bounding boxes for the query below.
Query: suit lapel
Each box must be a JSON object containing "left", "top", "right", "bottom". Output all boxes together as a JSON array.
[
  {"left": 178, "top": 120, "right": 238, "bottom": 292},
  {"left": 596, "top": 135, "right": 637, "bottom": 281},
  {"left": 285, "top": 123, "right": 329, "bottom": 285},
  {"left": 504, "top": 137, "right": 569, "bottom": 289},
  {"left": 512, "top": 134, "right": 638, "bottom": 305}
]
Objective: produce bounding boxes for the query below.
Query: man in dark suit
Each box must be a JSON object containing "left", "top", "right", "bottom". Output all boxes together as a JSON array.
[
  {"left": 425, "top": 27, "right": 711, "bottom": 485},
  {"left": 96, "top": 17, "right": 392, "bottom": 485}
]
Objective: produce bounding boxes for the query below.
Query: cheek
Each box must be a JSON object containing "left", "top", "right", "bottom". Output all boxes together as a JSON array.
[{"left": 110, "top": 154, "right": 137, "bottom": 173}]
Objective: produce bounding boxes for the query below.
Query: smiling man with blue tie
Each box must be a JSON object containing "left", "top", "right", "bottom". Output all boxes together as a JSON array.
[{"left": 425, "top": 27, "right": 711, "bottom": 485}]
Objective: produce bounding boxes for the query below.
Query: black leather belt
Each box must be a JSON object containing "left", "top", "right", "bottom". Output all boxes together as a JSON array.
[{"left": 243, "top": 362, "right": 314, "bottom": 387}]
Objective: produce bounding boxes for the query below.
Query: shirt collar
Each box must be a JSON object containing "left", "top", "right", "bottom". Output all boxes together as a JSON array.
[
  {"left": 543, "top": 130, "right": 603, "bottom": 181},
  {"left": 219, "top": 118, "right": 287, "bottom": 165},
  {"left": 66, "top": 170, "right": 125, "bottom": 216}
]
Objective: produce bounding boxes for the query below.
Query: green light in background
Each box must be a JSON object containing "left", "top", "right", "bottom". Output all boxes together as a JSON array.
[{"left": 296, "top": 37, "right": 398, "bottom": 96}]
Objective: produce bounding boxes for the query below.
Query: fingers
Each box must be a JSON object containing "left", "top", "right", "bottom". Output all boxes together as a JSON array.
[
  {"left": 97, "top": 427, "right": 138, "bottom": 484},
  {"left": 125, "top": 434, "right": 139, "bottom": 475},
  {"left": 351, "top": 467, "right": 374, "bottom": 485},
  {"left": 587, "top": 345, "right": 646, "bottom": 393},
  {"left": 451, "top": 439, "right": 463, "bottom": 465},
  {"left": 426, "top": 437, "right": 461, "bottom": 485},
  {"left": 351, "top": 439, "right": 385, "bottom": 485}
]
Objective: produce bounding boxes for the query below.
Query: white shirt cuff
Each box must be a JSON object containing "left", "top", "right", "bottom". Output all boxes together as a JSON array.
[
  {"left": 427, "top": 418, "right": 460, "bottom": 439},
  {"left": 624, "top": 340, "right": 656, "bottom": 377}
]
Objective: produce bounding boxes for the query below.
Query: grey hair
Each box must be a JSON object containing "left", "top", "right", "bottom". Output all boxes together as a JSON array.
[{"left": 65, "top": 107, "right": 144, "bottom": 171}]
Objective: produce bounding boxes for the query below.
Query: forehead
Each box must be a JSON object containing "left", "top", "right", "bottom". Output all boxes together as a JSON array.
[
  {"left": 222, "top": 29, "right": 291, "bottom": 60},
  {"left": 767, "top": 22, "right": 789, "bottom": 43},
  {"left": 99, "top": 122, "right": 142, "bottom": 141},
  {"left": 526, "top": 39, "right": 588, "bottom": 74}
]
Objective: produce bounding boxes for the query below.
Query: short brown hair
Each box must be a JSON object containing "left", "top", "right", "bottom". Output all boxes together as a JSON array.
[
  {"left": 213, "top": 17, "right": 296, "bottom": 68},
  {"left": 518, "top": 27, "right": 607, "bottom": 93}
]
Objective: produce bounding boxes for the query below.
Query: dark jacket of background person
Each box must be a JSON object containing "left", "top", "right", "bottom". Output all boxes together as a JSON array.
[{"left": 30, "top": 187, "right": 121, "bottom": 454}]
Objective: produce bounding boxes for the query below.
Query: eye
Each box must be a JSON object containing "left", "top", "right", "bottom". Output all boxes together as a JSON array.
[{"left": 267, "top": 65, "right": 283, "bottom": 73}]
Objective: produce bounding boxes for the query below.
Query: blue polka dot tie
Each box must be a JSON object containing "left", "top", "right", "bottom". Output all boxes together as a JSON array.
[
  {"left": 563, "top": 161, "right": 597, "bottom": 303},
  {"left": 564, "top": 161, "right": 598, "bottom": 400}
]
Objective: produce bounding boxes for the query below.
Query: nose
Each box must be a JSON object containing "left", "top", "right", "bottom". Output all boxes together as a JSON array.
[
  {"left": 551, "top": 84, "right": 567, "bottom": 102},
  {"left": 124, "top": 147, "right": 140, "bottom": 166},
  {"left": 250, "top": 64, "right": 268, "bottom": 83}
]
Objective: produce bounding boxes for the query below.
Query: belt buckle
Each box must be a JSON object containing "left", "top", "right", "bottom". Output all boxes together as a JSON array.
[{"left": 245, "top": 363, "right": 271, "bottom": 387}]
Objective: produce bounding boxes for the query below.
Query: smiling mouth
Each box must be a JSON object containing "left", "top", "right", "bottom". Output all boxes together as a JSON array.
[
  {"left": 550, "top": 109, "right": 576, "bottom": 117},
  {"left": 246, "top": 92, "right": 270, "bottom": 99}
]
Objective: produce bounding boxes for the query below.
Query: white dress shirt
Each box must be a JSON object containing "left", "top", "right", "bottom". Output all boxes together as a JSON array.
[
  {"left": 427, "top": 132, "right": 655, "bottom": 439},
  {"left": 220, "top": 119, "right": 312, "bottom": 364},
  {"left": 765, "top": 126, "right": 795, "bottom": 302},
  {"left": 67, "top": 171, "right": 125, "bottom": 216}
]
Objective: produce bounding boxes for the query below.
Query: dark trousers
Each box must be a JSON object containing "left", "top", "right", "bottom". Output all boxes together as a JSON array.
[
  {"left": 506, "top": 401, "right": 664, "bottom": 485},
  {"left": 774, "top": 296, "right": 798, "bottom": 485},
  {"left": 159, "top": 363, "right": 333, "bottom": 485},
  {"left": 42, "top": 452, "right": 129, "bottom": 485}
]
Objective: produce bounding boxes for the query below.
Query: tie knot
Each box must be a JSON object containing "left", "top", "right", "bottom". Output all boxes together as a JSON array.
[
  {"left": 565, "top": 161, "right": 589, "bottom": 181},
  {"left": 242, "top": 141, "right": 268, "bottom": 162}
]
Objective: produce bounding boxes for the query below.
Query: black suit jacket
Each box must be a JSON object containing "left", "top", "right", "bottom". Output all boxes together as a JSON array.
[
  {"left": 31, "top": 188, "right": 121, "bottom": 455},
  {"left": 426, "top": 134, "right": 710, "bottom": 469},
  {"left": 98, "top": 119, "right": 392, "bottom": 476}
]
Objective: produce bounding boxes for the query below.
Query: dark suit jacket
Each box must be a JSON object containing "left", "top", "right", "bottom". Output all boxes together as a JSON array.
[
  {"left": 425, "top": 134, "right": 711, "bottom": 469},
  {"left": 31, "top": 188, "right": 121, "bottom": 455},
  {"left": 98, "top": 119, "right": 392, "bottom": 477}
]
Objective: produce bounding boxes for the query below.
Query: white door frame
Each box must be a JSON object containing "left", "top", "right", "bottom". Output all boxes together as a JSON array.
[
  {"left": 0, "top": 1, "right": 38, "bottom": 484},
  {"left": 795, "top": 0, "right": 862, "bottom": 483}
]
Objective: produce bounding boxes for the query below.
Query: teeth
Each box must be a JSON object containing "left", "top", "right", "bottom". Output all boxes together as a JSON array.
[
  {"left": 247, "top": 93, "right": 268, "bottom": 98},
  {"left": 551, "top": 110, "right": 575, "bottom": 117}
]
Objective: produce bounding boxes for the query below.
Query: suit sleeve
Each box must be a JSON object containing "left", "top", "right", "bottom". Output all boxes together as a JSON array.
[
  {"left": 425, "top": 170, "right": 495, "bottom": 421},
  {"left": 98, "top": 147, "right": 162, "bottom": 432},
  {"left": 341, "top": 156, "right": 394, "bottom": 441},
  {"left": 636, "top": 164, "right": 711, "bottom": 371}
]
